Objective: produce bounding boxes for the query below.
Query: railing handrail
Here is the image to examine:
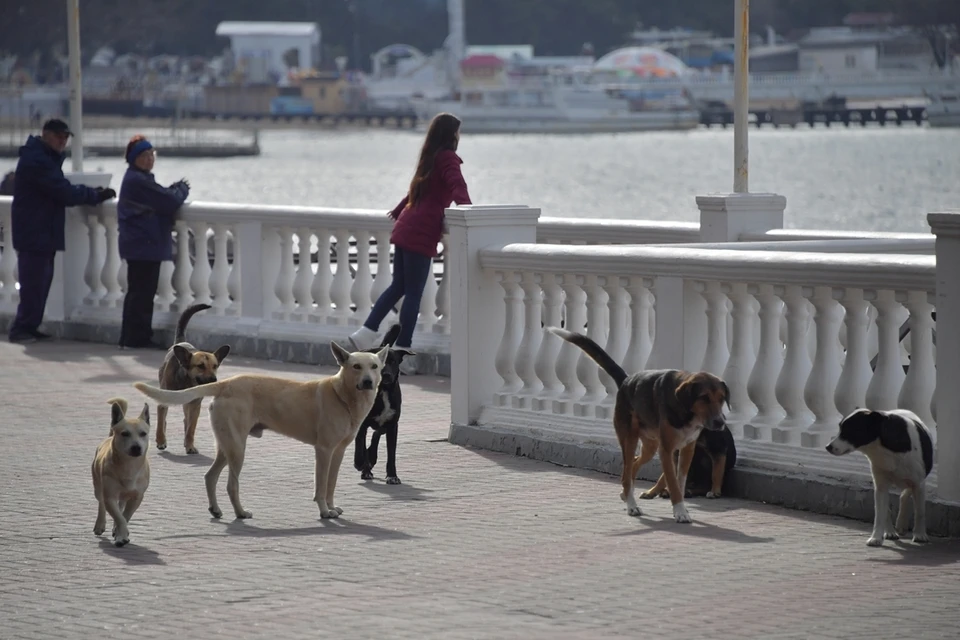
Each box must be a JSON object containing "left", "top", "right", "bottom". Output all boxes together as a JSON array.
[{"left": 480, "top": 242, "right": 935, "bottom": 292}]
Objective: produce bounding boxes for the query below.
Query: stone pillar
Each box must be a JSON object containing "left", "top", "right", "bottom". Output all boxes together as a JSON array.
[
  {"left": 446, "top": 205, "right": 541, "bottom": 428},
  {"left": 50, "top": 172, "right": 112, "bottom": 322},
  {"left": 928, "top": 211, "right": 960, "bottom": 503},
  {"left": 696, "top": 193, "right": 787, "bottom": 243}
]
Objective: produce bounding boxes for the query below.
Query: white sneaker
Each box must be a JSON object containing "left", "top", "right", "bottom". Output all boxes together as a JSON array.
[
  {"left": 348, "top": 326, "right": 379, "bottom": 351},
  {"left": 398, "top": 357, "right": 418, "bottom": 376}
]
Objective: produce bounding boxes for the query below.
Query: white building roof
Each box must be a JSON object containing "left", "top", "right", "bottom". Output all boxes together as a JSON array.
[{"left": 216, "top": 21, "right": 320, "bottom": 38}]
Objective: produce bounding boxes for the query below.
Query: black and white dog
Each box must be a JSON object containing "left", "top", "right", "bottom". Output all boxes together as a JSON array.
[
  {"left": 353, "top": 324, "right": 414, "bottom": 485},
  {"left": 826, "top": 408, "right": 934, "bottom": 547}
]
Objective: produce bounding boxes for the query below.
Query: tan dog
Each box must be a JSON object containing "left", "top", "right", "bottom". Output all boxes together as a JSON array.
[
  {"left": 156, "top": 303, "right": 230, "bottom": 454},
  {"left": 546, "top": 327, "right": 729, "bottom": 523},
  {"left": 133, "top": 342, "right": 387, "bottom": 520},
  {"left": 92, "top": 398, "right": 151, "bottom": 547}
]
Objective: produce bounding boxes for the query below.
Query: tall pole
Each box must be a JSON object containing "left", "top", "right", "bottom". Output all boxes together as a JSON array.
[
  {"left": 447, "top": 0, "right": 465, "bottom": 92},
  {"left": 66, "top": 0, "right": 84, "bottom": 172},
  {"left": 733, "top": 0, "right": 749, "bottom": 193}
]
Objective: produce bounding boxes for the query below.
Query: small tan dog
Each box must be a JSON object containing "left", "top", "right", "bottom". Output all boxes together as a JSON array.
[
  {"left": 92, "top": 398, "right": 151, "bottom": 547},
  {"left": 133, "top": 342, "right": 387, "bottom": 520}
]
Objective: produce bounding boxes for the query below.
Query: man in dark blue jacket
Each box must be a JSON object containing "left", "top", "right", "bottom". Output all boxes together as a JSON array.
[{"left": 9, "top": 119, "right": 116, "bottom": 343}]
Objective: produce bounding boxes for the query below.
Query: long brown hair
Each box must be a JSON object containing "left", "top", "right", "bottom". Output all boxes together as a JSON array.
[{"left": 408, "top": 112, "right": 461, "bottom": 205}]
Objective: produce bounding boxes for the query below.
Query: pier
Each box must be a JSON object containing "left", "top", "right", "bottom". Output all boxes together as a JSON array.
[{"left": 701, "top": 102, "right": 929, "bottom": 128}]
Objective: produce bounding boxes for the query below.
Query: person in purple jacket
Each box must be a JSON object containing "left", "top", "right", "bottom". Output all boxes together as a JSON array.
[
  {"left": 349, "top": 112, "right": 472, "bottom": 375},
  {"left": 117, "top": 135, "right": 190, "bottom": 349}
]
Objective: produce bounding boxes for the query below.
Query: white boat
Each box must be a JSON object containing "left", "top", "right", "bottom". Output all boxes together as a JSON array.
[
  {"left": 926, "top": 93, "right": 960, "bottom": 128},
  {"left": 413, "top": 83, "right": 701, "bottom": 134}
]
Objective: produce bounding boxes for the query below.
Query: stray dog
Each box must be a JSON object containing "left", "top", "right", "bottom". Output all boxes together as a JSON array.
[
  {"left": 92, "top": 398, "right": 151, "bottom": 547},
  {"left": 354, "top": 324, "right": 415, "bottom": 484},
  {"left": 134, "top": 342, "right": 388, "bottom": 520},
  {"left": 826, "top": 408, "right": 933, "bottom": 546},
  {"left": 651, "top": 425, "right": 737, "bottom": 500},
  {"left": 546, "top": 327, "right": 729, "bottom": 523},
  {"left": 156, "top": 303, "right": 230, "bottom": 454}
]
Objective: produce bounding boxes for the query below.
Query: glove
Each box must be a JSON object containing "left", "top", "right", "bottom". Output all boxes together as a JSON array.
[{"left": 96, "top": 187, "right": 117, "bottom": 203}]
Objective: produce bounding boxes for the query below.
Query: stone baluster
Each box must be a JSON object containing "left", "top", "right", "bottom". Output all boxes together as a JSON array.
[
  {"left": 700, "top": 280, "right": 730, "bottom": 376},
  {"left": 574, "top": 275, "right": 608, "bottom": 410},
  {"left": 554, "top": 274, "right": 586, "bottom": 414},
  {"left": 435, "top": 239, "right": 451, "bottom": 333},
  {"left": 311, "top": 229, "right": 333, "bottom": 323},
  {"left": 599, "top": 277, "right": 629, "bottom": 405},
  {"left": 371, "top": 231, "right": 392, "bottom": 303},
  {"left": 98, "top": 214, "right": 123, "bottom": 308},
  {"left": 773, "top": 285, "right": 815, "bottom": 441},
  {"left": 226, "top": 227, "right": 241, "bottom": 310},
  {"left": 865, "top": 290, "right": 907, "bottom": 410},
  {"left": 723, "top": 282, "right": 758, "bottom": 427},
  {"left": 419, "top": 260, "right": 438, "bottom": 332},
  {"left": 898, "top": 290, "right": 936, "bottom": 427},
  {"left": 534, "top": 272, "right": 564, "bottom": 409},
  {"left": 835, "top": 288, "right": 872, "bottom": 417},
  {"left": 350, "top": 233, "right": 373, "bottom": 323},
  {"left": 0, "top": 209, "right": 16, "bottom": 303},
  {"left": 513, "top": 271, "right": 544, "bottom": 406},
  {"left": 172, "top": 221, "right": 192, "bottom": 309},
  {"left": 82, "top": 215, "right": 105, "bottom": 305},
  {"left": 801, "top": 286, "right": 844, "bottom": 447},
  {"left": 155, "top": 260, "right": 175, "bottom": 312},
  {"left": 209, "top": 223, "right": 232, "bottom": 314},
  {"left": 188, "top": 221, "right": 212, "bottom": 306},
  {"left": 494, "top": 271, "right": 523, "bottom": 398},
  {"left": 330, "top": 230, "right": 353, "bottom": 322},
  {"left": 117, "top": 261, "right": 128, "bottom": 297},
  {"left": 621, "top": 277, "right": 654, "bottom": 376},
  {"left": 746, "top": 285, "right": 786, "bottom": 440},
  {"left": 292, "top": 227, "right": 315, "bottom": 320},
  {"left": 273, "top": 226, "right": 296, "bottom": 317}
]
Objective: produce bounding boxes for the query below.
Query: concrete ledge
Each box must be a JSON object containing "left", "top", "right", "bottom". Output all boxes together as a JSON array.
[
  {"left": 449, "top": 422, "right": 960, "bottom": 538},
  {"left": 0, "top": 318, "right": 451, "bottom": 376}
]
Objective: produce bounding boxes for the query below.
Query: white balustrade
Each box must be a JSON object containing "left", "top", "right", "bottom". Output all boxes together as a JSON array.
[
  {"left": 311, "top": 230, "right": 333, "bottom": 323},
  {"left": 350, "top": 233, "right": 373, "bottom": 323},
  {"left": 330, "top": 230, "right": 353, "bottom": 323},
  {"left": 0, "top": 210, "right": 17, "bottom": 306},
  {"left": 209, "top": 224, "right": 232, "bottom": 314},
  {"left": 98, "top": 214, "right": 123, "bottom": 308}
]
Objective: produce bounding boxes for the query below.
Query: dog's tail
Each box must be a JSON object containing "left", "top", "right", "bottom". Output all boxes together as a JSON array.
[
  {"left": 545, "top": 327, "right": 628, "bottom": 388},
  {"left": 380, "top": 324, "right": 402, "bottom": 348},
  {"left": 174, "top": 303, "right": 212, "bottom": 344},
  {"left": 134, "top": 379, "right": 223, "bottom": 406}
]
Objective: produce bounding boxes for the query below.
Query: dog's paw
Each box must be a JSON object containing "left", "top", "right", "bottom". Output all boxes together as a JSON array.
[
  {"left": 113, "top": 528, "right": 130, "bottom": 547},
  {"left": 866, "top": 536, "right": 884, "bottom": 547},
  {"left": 658, "top": 490, "right": 671, "bottom": 500},
  {"left": 93, "top": 521, "right": 105, "bottom": 536},
  {"left": 626, "top": 506, "right": 643, "bottom": 517},
  {"left": 386, "top": 476, "right": 402, "bottom": 485},
  {"left": 320, "top": 509, "right": 341, "bottom": 519},
  {"left": 706, "top": 491, "right": 721, "bottom": 499},
  {"left": 638, "top": 490, "right": 658, "bottom": 500},
  {"left": 235, "top": 510, "right": 253, "bottom": 519},
  {"left": 673, "top": 503, "right": 692, "bottom": 524},
  {"left": 156, "top": 442, "right": 167, "bottom": 451},
  {"left": 209, "top": 507, "right": 222, "bottom": 519},
  {"left": 884, "top": 531, "right": 900, "bottom": 541},
  {"left": 360, "top": 469, "right": 374, "bottom": 480},
  {"left": 185, "top": 446, "right": 199, "bottom": 455},
  {"left": 912, "top": 532, "right": 930, "bottom": 544}
]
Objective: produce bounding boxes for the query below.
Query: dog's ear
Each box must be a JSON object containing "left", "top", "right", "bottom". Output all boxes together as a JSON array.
[
  {"left": 381, "top": 324, "right": 402, "bottom": 348},
  {"left": 393, "top": 347, "right": 416, "bottom": 362},
  {"left": 331, "top": 341, "right": 350, "bottom": 366},
  {"left": 721, "top": 381, "right": 730, "bottom": 408},
  {"left": 139, "top": 403, "right": 150, "bottom": 426},
  {"left": 375, "top": 344, "right": 390, "bottom": 365},
  {"left": 173, "top": 345, "right": 192, "bottom": 369},
  {"left": 110, "top": 401, "right": 125, "bottom": 426},
  {"left": 213, "top": 344, "right": 231, "bottom": 364}
]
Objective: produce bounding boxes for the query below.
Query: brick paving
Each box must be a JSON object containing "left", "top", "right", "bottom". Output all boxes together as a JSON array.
[{"left": 0, "top": 339, "right": 958, "bottom": 640}]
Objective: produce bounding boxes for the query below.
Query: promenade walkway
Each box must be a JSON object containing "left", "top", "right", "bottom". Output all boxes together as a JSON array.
[{"left": 0, "top": 339, "right": 958, "bottom": 640}]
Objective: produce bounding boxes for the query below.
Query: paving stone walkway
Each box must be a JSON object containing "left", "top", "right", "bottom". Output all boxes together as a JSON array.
[{"left": 0, "top": 339, "right": 958, "bottom": 640}]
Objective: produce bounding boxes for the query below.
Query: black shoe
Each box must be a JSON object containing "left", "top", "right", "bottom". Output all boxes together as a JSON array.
[
  {"left": 9, "top": 332, "right": 37, "bottom": 344},
  {"left": 29, "top": 330, "right": 53, "bottom": 341}
]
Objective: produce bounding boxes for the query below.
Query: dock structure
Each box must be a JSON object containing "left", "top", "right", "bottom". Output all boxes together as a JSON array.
[
  {"left": 0, "top": 125, "right": 261, "bottom": 159},
  {"left": 701, "top": 103, "right": 929, "bottom": 128}
]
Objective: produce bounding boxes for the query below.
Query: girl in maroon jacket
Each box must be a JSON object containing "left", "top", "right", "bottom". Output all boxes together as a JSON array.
[{"left": 349, "top": 112, "right": 471, "bottom": 374}]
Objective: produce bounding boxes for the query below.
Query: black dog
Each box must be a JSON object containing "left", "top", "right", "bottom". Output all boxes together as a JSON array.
[
  {"left": 660, "top": 426, "right": 737, "bottom": 499},
  {"left": 353, "top": 324, "right": 415, "bottom": 485}
]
